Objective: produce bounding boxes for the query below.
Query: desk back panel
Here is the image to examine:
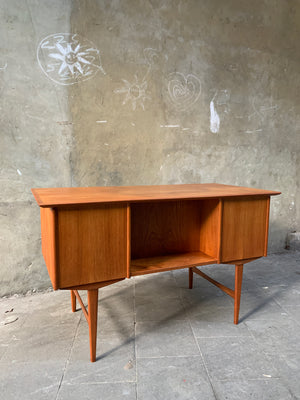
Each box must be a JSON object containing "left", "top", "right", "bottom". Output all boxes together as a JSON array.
[
  {"left": 131, "top": 199, "right": 221, "bottom": 260},
  {"left": 221, "top": 197, "right": 269, "bottom": 262},
  {"left": 56, "top": 204, "right": 128, "bottom": 289},
  {"left": 131, "top": 200, "right": 202, "bottom": 259}
]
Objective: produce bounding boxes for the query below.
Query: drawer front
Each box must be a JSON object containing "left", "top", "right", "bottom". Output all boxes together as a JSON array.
[
  {"left": 57, "top": 204, "right": 128, "bottom": 288},
  {"left": 221, "top": 197, "right": 269, "bottom": 263}
]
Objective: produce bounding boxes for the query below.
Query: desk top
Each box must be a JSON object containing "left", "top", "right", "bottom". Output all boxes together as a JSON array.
[{"left": 31, "top": 184, "right": 281, "bottom": 207}]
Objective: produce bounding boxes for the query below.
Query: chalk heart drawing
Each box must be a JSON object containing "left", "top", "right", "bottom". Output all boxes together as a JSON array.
[
  {"left": 143, "top": 48, "right": 159, "bottom": 66},
  {"left": 168, "top": 72, "right": 201, "bottom": 110},
  {"left": 37, "top": 33, "right": 105, "bottom": 85}
]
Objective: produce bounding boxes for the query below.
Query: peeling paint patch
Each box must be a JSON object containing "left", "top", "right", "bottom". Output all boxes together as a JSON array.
[{"left": 210, "top": 100, "right": 220, "bottom": 133}]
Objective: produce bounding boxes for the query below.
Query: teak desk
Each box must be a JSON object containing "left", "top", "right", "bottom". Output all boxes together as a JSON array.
[{"left": 32, "top": 184, "right": 280, "bottom": 362}]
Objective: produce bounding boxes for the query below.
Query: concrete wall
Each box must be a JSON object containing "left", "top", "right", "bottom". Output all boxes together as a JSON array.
[{"left": 0, "top": 0, "right": 299, "bottom": 296}]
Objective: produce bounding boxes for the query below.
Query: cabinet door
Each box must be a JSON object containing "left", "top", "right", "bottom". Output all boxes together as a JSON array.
[
  {"left": 221, "top": 197, "right": 269, "bottom": 262},
  {"left": 57, "top": 204, "right": 128, "bottom": 288}
]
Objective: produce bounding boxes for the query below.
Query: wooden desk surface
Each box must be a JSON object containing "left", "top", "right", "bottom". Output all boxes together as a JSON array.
[{"left": 31, "top": 183, "right": 280, "bottom": 207}]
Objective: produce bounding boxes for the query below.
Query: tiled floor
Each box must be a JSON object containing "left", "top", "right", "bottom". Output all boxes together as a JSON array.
[{"left": 0, "top": 251, "right": 299, "bottom": 399}]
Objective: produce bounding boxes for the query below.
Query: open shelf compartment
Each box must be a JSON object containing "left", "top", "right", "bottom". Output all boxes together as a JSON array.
[{"left": 130, "top": 199, "right": 221, "bottom": 276}]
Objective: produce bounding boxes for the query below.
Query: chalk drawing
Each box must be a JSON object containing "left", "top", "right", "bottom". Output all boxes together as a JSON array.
[
  {"left": 167, "top": 72, "right": 201, "bottom": 110},
  {"left": 17, "top": 169, "right": 22, "bottom": 176},
  {"left": 160, "top": 124, "right": 180, "bottom": 128},
  {"left": 245, "top": 129, "right": 263, "bottom": 133},
  {"left": 114, "top": 48, "right": 158, "bottom": 111},
  {"left": 236, "top": 98, "right": 279, "bottom": 133},
  {"left": 115, "top": 76, "right": 150, "bottom": 110},
  {"left": 96, "top": 120, "right": 107, "bottom": 123},
  {"left": 215, "top": 89, "right": 230, "bottom": 106},
  {"left": 143, "top": 48, "right": 159, "bottom": 68},
  {"left": 37, "top": 33, "right": 105, "bottom": 85},
  {"left": 0, "top": 63, "right": 7, "bottom": 71}
]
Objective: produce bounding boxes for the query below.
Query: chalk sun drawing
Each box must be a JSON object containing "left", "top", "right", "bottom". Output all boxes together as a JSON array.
[
  {"left": 37, "top": 33, "right": 105, "bottom": 85},
  {"left": 167, "top": 72, "right": 201, "bottom": 110},
  {"left": 115, "top": 75, "right": 150, "bottom": 111},
  {"left": 114, "top": 48, "right": 158, "bottom": 111}
]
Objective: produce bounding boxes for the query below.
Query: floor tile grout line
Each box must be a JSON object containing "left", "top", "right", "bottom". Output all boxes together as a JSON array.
[
  {"left": 60, "top": 380, "right": 138, "bottom": 385},
  {"left": 54, "top": 312, "right": 82, "bottom": 400},
  {"left": 177, "top": 271, "right": 219, "bottom": 400},
  {"left": 242, "top": 320, "right": 284, "bottom": 381},
  {"left": 136, "top": 355, "right": 203, "bottom": 359}
]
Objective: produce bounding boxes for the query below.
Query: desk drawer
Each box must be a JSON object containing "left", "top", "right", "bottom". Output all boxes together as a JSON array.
[{"left": 220, "top": 197, "right": 269, "bottom": 263}]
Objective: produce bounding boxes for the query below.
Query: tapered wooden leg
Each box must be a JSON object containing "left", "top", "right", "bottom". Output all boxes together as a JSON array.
[
  {"left": 87, "top": 289, "right": 99, "bottom": 362},
  {"left": 70, "top": 290, "right": 76, "bottom": 312},
  {"left": 234, "top": 264, "right": 244, "bottom": 324},
  {"left": 189, "top": 267, "right": 193, "bottom": 289}
]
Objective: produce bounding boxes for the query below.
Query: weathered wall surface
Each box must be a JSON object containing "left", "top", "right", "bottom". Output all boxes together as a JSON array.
[
  {"left": 0, "top": 0, "right": 299, "bottom": 296},
  {"left": 0, "top": 0, "right": 73, "bottom": 295}
]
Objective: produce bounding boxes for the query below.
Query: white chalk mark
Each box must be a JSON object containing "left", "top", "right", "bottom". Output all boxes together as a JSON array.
[
  {"left": 37, "top": 33, "right": 105, "bottom": 85},
  {"left": 210, "top": 100, "right": 220, "bottom": 133},
  {"left": 115, "top": 48, "right": 158, "bottom": 111},
  {"left": 115, "top": 75, "right": 150, "bottom": 111},
  {"left": 0, "top": 63, "right": 7, "bottom": 71},
  {"left": 104, "top": 143, "right": 109, "bottom": 146},
  {"left": 17, "top": 169, "right": 22, "bottom": 176},
  {"left": 96, "top": 120, "right": 107, "bottom": 123},
  {"left": 216, "top": 89, "right": 230, "bottom": 105},
  {"left": 168, "top": 72, "right": 201, "bottom": 111},
  {"left": 26, "top": 114, "right": 46, "bottom": 122},
  {"left": 182, "top": 128, "right": 190, "bottom": 131},
  {"left": 245, "top": 128, "right": 263, "bottom": 133},
  {"left": 160, "top": 124, "right": 180, "bottom": 128},
  {"left": 143, "top": 48, "right": 159, "bottom": 67},
  {"left": 259, "top": 105, "right": 279, "bottom": 112},
  {"left": 131, "top": 122, "right": 135, "bottom": 126}
]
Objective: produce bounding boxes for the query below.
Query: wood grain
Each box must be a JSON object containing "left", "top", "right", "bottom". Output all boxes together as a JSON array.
[
  {"left": 40, "top": 207, "right": 58, "bottom": 290},
  {"left": 199, "top": 199, "right": 220, "bottom": 259},
  {"left": 221, "top": 197, "right": 269, "bottom": 262},
  {"left": 31, "top": 184, "right": 281, "bottom": 207},
  {"left": 131, "top": 251, "right": 217, "bottom": 276},
  {"left": 57, "top": 204, "right": 128, "bottom": 288},
  {"left": 130, "top": 200, "right": 202, "bottom": 259}
]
